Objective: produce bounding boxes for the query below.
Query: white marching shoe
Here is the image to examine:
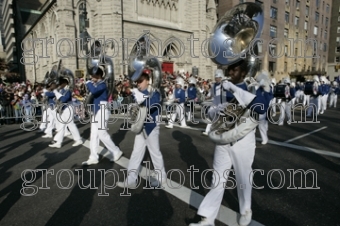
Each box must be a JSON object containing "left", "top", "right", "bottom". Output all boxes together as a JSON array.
[
  {"left": 189, "top": 218, "right": 215, "bottom": 226},
  {"left": 165, "top": 124, "right": 173, "bottom": 129},
  {"left": 72, "top": 140, "right": 83, "bottom": 147},
  {"left": 239, "top": 210, "right": 252, "bottom": 226},
  {"left": 110, "top": 151, "right": 123, "bottom": 162},
  {"left": 82, "top": 158, "right": 99, "bottom": 166},
  {"left": 42, "top": 134, "right": 52, "bottom": 138},
  {"left": 202, "top": 132, "right": 209, "bottom": 136},
  {"left": 49, "top": 141, "right": 61, "bottom": 148},
  {"left": 116, "top": 180, "right": 137, "bottom": 189}
]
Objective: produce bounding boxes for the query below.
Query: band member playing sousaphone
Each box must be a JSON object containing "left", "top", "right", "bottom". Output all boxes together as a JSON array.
[
  {"left": 82, "top": 66, "right": 123, "bottom": 165},
  {"left": 49, "top": 65, "right": 83, "bottom": 148},
  {"left": 190, "top": 3, "right": 271, "bottom": 226},
  {"left": 116, "top": 34, "right": 167, "bottom": 188}
]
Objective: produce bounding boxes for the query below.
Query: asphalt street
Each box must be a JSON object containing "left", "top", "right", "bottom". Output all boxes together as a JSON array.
[{"left": 0, "top": 106, "right": 339, "bottom": 226}]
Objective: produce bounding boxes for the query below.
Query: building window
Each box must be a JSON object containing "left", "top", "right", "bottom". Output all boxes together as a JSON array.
[
  {"left": 314, "top": 26, "right": 318, "bottom": 35},
  {"left": 284, "top": 28, "right": 289, "bottom": 38},
  {"left": 324, "top": 31, "right": 327, "bottom": 39},
  {"left": 270, "top": 7, "right": 278, "bottom": 19},
  {"left": 336, "top": 57, "right": 340, "bottom": 63},
  {"left": 336, "top": 47, "right": 340, "bottom": 53},
  {"left": 294, "top": 16, "right": 299, "bottom": 26},
  {"left": 336, "top": 37, "right": 340, "bottom": 43},
  {"left": 284, "top": 62, "right": 288, "bottom": 71},
  {"left": 296, "top": 0, "right": 300, "bottom": 9},
  {"left": 338, "top": 27, "right": 340, "bottom": 33},
  {"left": 285, "top": 0, "right": 290, "bottom": 5},
  {"left": 239, "top": 0, "right": 244, "bottom": 3},
  {"left": 323, "top": 1, "right": 325, "bottom": 10},
  {"left": 316, "top": 0, "right": 320, "bottom": 8},
  {"left": 78, "top": 2, "right": 86, "bottom": 34},
  {"left": 296, "top": 32, "right": 299, "bottom": 38},
  {"left": 338, "top": 16, "right": 340, "bottom": 22},
  {"left": 285, "top": 12, "right": 289, "bottom": 23},
  {"left": 322, "top": 15, "right": 324, "bottom": 24},
  {"left": 273, "top": 0, "right": 277, "bottom": 3},
  {"left": 326, "top": 17, "right": 329, "bottom": 26},
  {"left": 304, "top": 21, "right": 308, "bottom": 30},
  {"left": 323, "top": 43, "right": 326, "bottom": 52},
  {"left": 326, "top": 4, "right": 329, "bottom": 13},
  {"left": 285, "top": 45, "right": 288, "bottom": 56},
  {"left": 269, "top": 44, "right": 277, "bottom": 56},
  {"left": 306, "top": 6, "right": 309, "bottom": 16},
  {"left": 315, "top": 12, "right": 319, "bottom": 22},
  {"left": 295, "top": 17, "right": 299, "bottom": 26},
  {"left": 270, "top": 25, "right": 277, "bottom": 38}
]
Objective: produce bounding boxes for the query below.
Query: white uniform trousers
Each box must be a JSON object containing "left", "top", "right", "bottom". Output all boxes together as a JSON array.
[
  {"left": 44, "top": 108, "right": 56, "bottom": 136},
  {"left": 320, "top": 95, "right": 327, "bottom": 113},
  {"left": 39, "top": 108, "right": 48, "bottom": 130},
  {"left": 305, "top": 95, "right": 310, "bottom": 107},
  {"left": 307, "top": 96, "right": 319, "bottom": 116},
  {"left": 317, "top": 96, "right": 321, "bottom": 114},
  {"left": 278, "top": 101, "right": 292, "bottom": 125},
  {"left": 329, "top": 94, "right": 337, "bottom": 108},
  {"left": 269, "top": 97, "right": 277, "bottom": 116},
  {"left": 88, "top": 103, "right": 121, "bottom": 161},
  {"left": 197, "top": 130, "right": 256, "bottom": 223},
  {"left": 258, "top": 113, "right": 268, "bottom": 143},
  {"left": 126, "top": 123, "right": 167, "bottom": 185},
  {"left": 54, "top": 106, "right": 81, "bottom": 144},
  {"left": 168, "top": 103, "right": 187, "bottom": 127}
]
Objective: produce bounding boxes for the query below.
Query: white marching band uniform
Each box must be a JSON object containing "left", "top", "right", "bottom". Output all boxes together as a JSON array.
[
  {"left": 49, "top": 86, "right": 83, "bottom": 148},
  {"left": 306, "top": 76, "right": 321, "bottom": 117},
  {"left": 166, "top": 77, "right": 188, "bottom": 128},
  {"left": 117, "top": 85, "right": 167, "bottom": 188},
  {"left": 278, "top": 78, "right": 295, "bottom": 126},
  {"left": 329, "top": 81, "right": 339, "bottom": 108},
  {"left": 191, "top": 68, "right": 272, "bottom": 226},
  {"left": 203, "top": 69, "right": 226, "bottom": 135},
  {"left": 82, "top": 80, "right": 123, "bottom": 165}
]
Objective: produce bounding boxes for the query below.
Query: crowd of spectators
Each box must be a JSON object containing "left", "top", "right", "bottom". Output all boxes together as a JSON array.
[{"left": 0, "top": 70, "right": 215, "bottom": 125}]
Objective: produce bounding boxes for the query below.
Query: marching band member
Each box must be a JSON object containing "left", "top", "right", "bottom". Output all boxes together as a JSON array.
[
  {"left": 190, "top": 60, "right": 271, "bottom": 226},
  {"left": 49, "top": 77, "right": 83, "bottom": 148},
  {"left": 270, "top": 78, "right": 277, "bottom": 116},
  {"left": 116, "top": 69, "right": 167, "bottom": 188},
  {"left": 202, "top": 69, "right": 225, "bottom": 136},
  {"left": 319, "top": 76, "right": 328, "bottom": 114},
  {"left": 165, "top": 77, "right": 188, "bottom": 128},
  {"left": 186, "top": 77, "right": 197, "bottom": 122},
  {"left": 306, "top": 76, "right": 321, "bottom": 117},
  {"left": 278, "top": 78, "right": 294, "bottom": 126},
  {"left": 41, "top": 83, "right": 57, "bottom": 138},
  {"left": 82, "top": 66, "right": 123, "bottom": 165},
  {"left": 329, "top": 81, "right": 339, "bottom": 108},
  {"left": 253, "top": 70, "right": 273, "bottom": 145}
]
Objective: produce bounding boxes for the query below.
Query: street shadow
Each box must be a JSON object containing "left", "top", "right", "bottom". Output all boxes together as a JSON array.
[
  {"left": 126, "top": 189, "right": 174, "bottom": 226},
  {"left": 0, "top": 144, "right": 80, "bottom": 221},
  {"left": 45, "top": 163, "right": 111, "bottom": 226}
]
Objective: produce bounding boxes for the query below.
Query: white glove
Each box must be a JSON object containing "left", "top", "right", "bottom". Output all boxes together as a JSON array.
[
  {"left": 222, "top": 80, "right": 256, "bottom": 108},
  {"left": 53, "top": 89, "right": 62, "bottom": 100},
  {"left": 133, "top": 88, "right": 147, "bottom": 104},
  {"left": 259, "top": 79, "right": 271, "bottom": 93},
  {"left": 86, "top": 80, "right": 92, "bottom": 84}
]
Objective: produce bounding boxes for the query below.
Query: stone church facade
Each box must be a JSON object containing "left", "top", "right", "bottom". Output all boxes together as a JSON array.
[{"left": 23, "top": 0, "right": 218, "bottom": 82}]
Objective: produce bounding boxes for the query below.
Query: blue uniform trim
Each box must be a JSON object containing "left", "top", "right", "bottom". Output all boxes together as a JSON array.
[
  {"left": 86, "top": 81, "right": 108, "bottom": 114},
  {"left": 174, "top": 88, "right": 186, "bottom": 103},
  {"left": 57, "top": 89, "right": 72, "bottom": 110},
  {"left": 45, "top": 91, "right": 56, "bottom": 105},
  {"left": 187, "top": 86, "right": 197, "bottom": 100},
  {"left": 138, "top": 90, "right": 162, "bottom": 136}
]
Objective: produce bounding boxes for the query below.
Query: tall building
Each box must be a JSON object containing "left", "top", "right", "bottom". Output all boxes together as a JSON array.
[
  {"left": 2, "top": 0, "right": 46, "bottom": 81},
  {"left": 327, "top": 0, "right": 340, "bottom": 81},
  {"left": 22, "top": 0, "right": 218, "bottom": 83},
  {"left": 217, "top": 0, "right": 332, "bottom": 82}
]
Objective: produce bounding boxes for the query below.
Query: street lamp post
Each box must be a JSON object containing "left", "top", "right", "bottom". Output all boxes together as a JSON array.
[{"left": 30, "top": 31, "right": 37, "bottom": 83}]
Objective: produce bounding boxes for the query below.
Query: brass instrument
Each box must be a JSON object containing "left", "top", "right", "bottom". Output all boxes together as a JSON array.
[
  {"left": 207, "top": 2, "right": 263, "bottom": 145},
  {"left": 128, "top": 34, "right": 162, "bottom": 134}
]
